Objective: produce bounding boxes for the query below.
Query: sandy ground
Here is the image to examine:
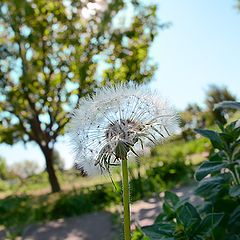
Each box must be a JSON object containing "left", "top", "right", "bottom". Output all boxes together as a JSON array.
[{"left": 0, "top": 184, "right": 201, "bottom": 240}]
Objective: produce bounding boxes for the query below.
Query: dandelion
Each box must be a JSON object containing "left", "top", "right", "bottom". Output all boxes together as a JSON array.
[{"left": 67, "top": 83, "right": 179, "bottom": 240}]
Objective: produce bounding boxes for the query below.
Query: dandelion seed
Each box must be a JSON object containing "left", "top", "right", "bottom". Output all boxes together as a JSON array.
[{"left": 66, "top": 83, "right": 179, "bottom": 176}]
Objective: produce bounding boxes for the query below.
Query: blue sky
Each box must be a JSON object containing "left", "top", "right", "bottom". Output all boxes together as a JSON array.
[
  {"left": 1, "top": 0, "right": 240, "bottom": 169},
  {"left": 150, "top": 0, "right": 240, "bottom": 109}
]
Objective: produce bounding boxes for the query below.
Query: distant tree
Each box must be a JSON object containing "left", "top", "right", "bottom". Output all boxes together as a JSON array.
[
  {"left": 180, "top": 103, "right": 203, "bottom": 141},
  {"left": 237, "top": 1, "right": 240, "bottom": 10},
  {"left": 0, "top": 156, "right": 8, "bottom": 180},
  {"left": 181, "top": 103, "right": 202, "bottom": 125},
  {"left": 185, "top": 103, "right": 202, "bottom": 114},
  {"left": 0, "top": 0, "right": 160, "bottom": 192},
  {"left": 205, "top": 85, "right": 236, "bottom": 124},
  {"left": 53, "top": 150, "right": 64, "bottom": 172},
  {"left": 10, "top": 160, "right": 40, "bottom": 179}
]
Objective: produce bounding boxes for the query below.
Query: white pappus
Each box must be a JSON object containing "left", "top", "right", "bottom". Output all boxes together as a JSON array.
[{"left": 66, "top": 83, "right": 179, "bottom": 176}]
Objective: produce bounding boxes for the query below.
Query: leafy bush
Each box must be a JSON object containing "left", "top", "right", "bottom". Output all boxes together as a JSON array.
[
  {"left": 144, "top": 158, "right": 193, "bottom": 194},
  {"left": 0, "top": 157, "right": 8, "bottom": 180},
  {"left": 0, "top": 180, "right": 9, "bottom": 191},
  {"left": 135, "top": 118, "right": 240, "bottom": 239},
  {"left": 0, "top": 183, "right": 121, "bottom": 228},
  {"left": 142, "top": 192, "right": 223, "bottom": 240},
  {"left": 49, "top": 184, "right": 121, "bottom": 219},
  {"left": 150, "top": 138, "right": 209, "bottom": 164},
  {"left": 0, "top": 195, "right": 31, "bottom": 227}
]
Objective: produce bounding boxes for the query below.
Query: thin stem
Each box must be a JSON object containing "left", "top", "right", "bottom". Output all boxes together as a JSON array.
[
  {"left": 121, "top": 159, "right": 131, "bottom": 240},
  {"left": 227, "top": 151, "right": 240, "bottom": 185},
  {"left": 234, "top": 165, "right": 240, "bottom": 185}
]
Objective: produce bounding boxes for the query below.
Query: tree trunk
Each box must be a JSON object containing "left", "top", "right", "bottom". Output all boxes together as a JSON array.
[{"left": 43, "top": 147, "right": 61, "bottom": 193}]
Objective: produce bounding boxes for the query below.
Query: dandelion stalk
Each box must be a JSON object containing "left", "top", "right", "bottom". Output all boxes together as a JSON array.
[{"left": 122, "top": 159, "right": 131, "bottom": 240}]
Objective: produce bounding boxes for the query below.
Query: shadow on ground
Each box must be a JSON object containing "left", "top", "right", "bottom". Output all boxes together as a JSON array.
[{"left": 22, "top": 212, "right": 117, "bottom": 240}]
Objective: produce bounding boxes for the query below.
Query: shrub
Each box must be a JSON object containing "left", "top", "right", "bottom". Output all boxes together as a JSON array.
[{"left": 135, "top": 118, "right": 240, "bottom": 239}]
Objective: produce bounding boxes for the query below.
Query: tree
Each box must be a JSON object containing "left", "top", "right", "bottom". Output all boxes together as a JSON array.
[
  {"left": 180, "top": 103, "right": 204, "bottom": 141},
  {"left": 0, "top": 0, "right": 159, "bottom": 192},
  {"left": 53, "top": 150, "right": 64, "bottom": 171},
  {"left": 10, "top": 160, "right": 40, "bottom": 179},
  {"left": 205, "top": 85, "right": 236, "bottom": 124},
  {"left": 237, "top": 1, "right": 240, "bottom": 10},
  {"left": 0, "top": 156, "right": 8, "bottom": 180}
]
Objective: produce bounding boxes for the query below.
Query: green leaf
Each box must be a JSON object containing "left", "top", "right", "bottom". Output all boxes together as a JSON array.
[
  {"left": 229, "top": 206, "right": 240, "bottom": 226},
  {"left": 225, "top": 121, "right": 240, "bottom": 142},
  {"left": 177, "top": 203, "right": 201, "bottom": 233},
  {"left": 194, "top": 129, "right": 225, "bottom": 150},
  {"left": 142, "top": 223, "right": 175, "bottom": 240},
  {"left": 164, "top": 191, "right": 180, "bottom": 207},
  {"left": 195, "top": 161, "right": 227, "bottom": 181},
  {"left": 195, "top": 213, "right": 224, "bottom": 237},
  {"left": 233, "top": 145, "right": 240, "bottom": 160},
  {"left": 220, "top": 120, "right": 240, "bottom": 143},
  {"left": 227, "top": 234, "right": 240, "bottom": 240},
  {"left": 161, "top": 203, "right": 175, "bottom": 221},
  {"left": 195, "top": 176, "right": 224, "bottom": 199},
  {"left": 157, "top": 191, "right": 181, "bottom": 222},
  {"left": 229, "top": 185, "right": 240, "bottom": 197},
  {"left": 228, "top": 206, "right": 240, "bottom": 235},
  {"left": 208, "top": 152, "right": 226, "bottom": 162}
]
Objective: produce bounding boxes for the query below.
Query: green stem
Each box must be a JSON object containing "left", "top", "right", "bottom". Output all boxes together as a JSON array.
[
  {"left": 234, "top": 165, "right": 240, "bottom": 185},
  {"left": 121, "top": 159, "right": 131, "bottom": 240},
  {"left": 228, "top": 152, "right": 240, "bottom": 185}
]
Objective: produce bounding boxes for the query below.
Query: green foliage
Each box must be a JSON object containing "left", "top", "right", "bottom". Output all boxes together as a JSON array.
[
  {"left": 195, "top": 129, "right": 225, "bottom": 150},
  {"left": 151, "top": 137, "right": 209, "bottom": 160},
  {"left": 10, "top": 160, "right": 40, "bottom": 179},
  {"left": 181, "top": 87, "right": 237, "bottom": 141},
  {"left": 0, "top": 0, "right": 158, "bottom": 145},
  {"left": 205, "top": 85, "right": 236, "bottom": 124},
  {"left": 53, "top": 150, "right": 65, "bottom": 171},
  {"left": 195, "top": 161, "right": 227, "bottom": 181},
  {"left": 214, "top": 101, "right": 240, "bottom": 111},
  {"left": 0, "top": 180, "right": 9, "bottom": 191},
  {"left": 49, "top": 184, "right": 121, "bottom": 219},
  {"left": 129, "top": 159, "right": 193, "bottom": 202},
  {"left": 128, "top": 138, "right": 208, "bottom": 200},
  {"left": 140, "top": 192, "right": 223, "bottom": 240},
  {"left": 135, "top": 115, "right": 240, "bottom": 239},
  {"left": 0, "top": 183, "right": 120, "bottom": 228},
  {"left": 143, "top": 158, "right": 193, "bottom": 194},
  {"left": 0, "top": 156, "right": 7, "bottom": 180},
  {"left": 180, "top": 103, "right": 207, "bottom": 141},
  {"left": 194, "top": 120, "right": 240, "bottom": 239}
]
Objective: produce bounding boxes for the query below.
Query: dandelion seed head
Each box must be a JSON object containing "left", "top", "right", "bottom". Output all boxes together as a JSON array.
[{"left": 67, "top": 83, "right": 179, "bottom": 175}]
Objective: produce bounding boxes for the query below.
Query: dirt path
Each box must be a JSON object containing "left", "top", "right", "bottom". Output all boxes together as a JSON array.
[
  {"left": 22, "top": 212, "right": 117, "bottom": 240},
  {"left": 0, "top": 184, "right": 201, "bottom": 240}
]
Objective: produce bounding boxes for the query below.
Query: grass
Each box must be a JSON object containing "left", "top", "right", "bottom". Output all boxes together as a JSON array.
[{"left": 0, "top": 170, "right": 113, "bottom": 198}]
